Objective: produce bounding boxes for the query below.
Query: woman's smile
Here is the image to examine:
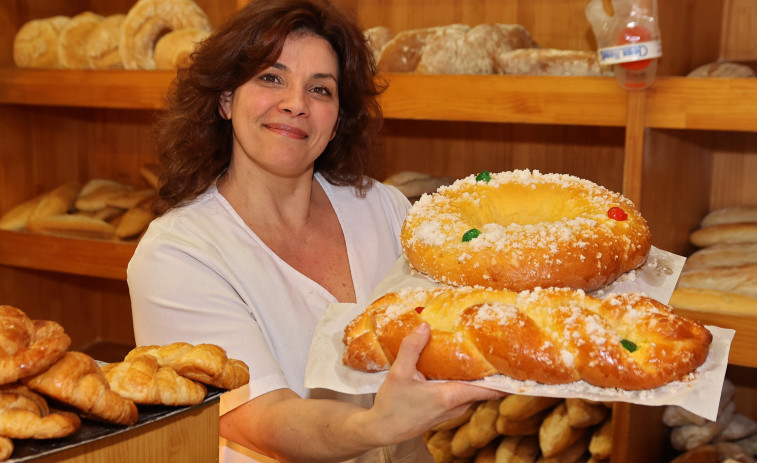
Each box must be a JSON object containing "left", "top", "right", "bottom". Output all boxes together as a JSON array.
[{"left": 265, "top": 122, "right": 308, "bottom": 139}]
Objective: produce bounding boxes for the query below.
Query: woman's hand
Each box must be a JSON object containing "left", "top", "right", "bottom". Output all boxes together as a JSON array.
[{"left": 366, "top": 322, "right": 506, "bottom": 445}]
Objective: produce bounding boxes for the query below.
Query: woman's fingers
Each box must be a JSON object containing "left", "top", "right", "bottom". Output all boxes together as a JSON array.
[{"left": 389, "top": 322, "right": 429, "bottom": 380}]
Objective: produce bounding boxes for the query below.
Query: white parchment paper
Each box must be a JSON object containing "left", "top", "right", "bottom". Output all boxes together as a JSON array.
[{"left": 304, "top": 247, "right": 734, "bottom": 421}]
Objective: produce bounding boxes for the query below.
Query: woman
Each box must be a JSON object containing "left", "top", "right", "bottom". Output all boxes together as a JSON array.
[{"left": 127, "top": 0, "right": 503, "bottom": 461}]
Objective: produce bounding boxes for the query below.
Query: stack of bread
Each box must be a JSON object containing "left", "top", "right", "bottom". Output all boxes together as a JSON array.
[
  {"left": 424, "top": 395, "right": 612, "bottom": 463},
  {"left": 0, "top": 304, "right": 248, "bottom": 461},
  {"left": 664, "top": 378, "right": 757, "bottom": 463},
  {"left": 670, "top": 206, "right": 757, "bottom": 316},
  {"left": 0, "top": 164, "right": 161, "bottom": 241},
  {"left": 366, "top": 24, "right": 610, "bottom": 76},
  {"left": 12, "top": 0, "right": 211, "bottom": 70}
]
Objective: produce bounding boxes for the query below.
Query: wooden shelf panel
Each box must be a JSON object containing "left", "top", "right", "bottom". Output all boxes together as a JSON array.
[
  {"left": 379, "top": 74, "right": 628, "bottom": 126},
  {"left": 0, "top": 231, "right": 136, "bottom": 280},
  {"left": 0, "top": 68, "right": 627, "bottom": 125},
  {"left": 646, "top": 76, "right": 757, "bottom": 132},
  {"left": 0, "top": 69, "right": 174, "bottom": 109}
]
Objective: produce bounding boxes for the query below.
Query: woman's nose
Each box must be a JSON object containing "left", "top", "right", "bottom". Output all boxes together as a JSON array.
[{"left": 278, "top": 88, "right": 308, "bottom": 117}]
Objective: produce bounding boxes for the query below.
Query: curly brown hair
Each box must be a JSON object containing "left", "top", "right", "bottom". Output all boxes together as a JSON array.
[{"left": 154, "top": 0, "right": 385, "bottom": 214}]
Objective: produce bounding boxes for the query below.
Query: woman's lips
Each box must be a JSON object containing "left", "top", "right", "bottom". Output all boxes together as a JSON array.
[{"left": 266, "top": 123, "right": 308, "bottom": 139}]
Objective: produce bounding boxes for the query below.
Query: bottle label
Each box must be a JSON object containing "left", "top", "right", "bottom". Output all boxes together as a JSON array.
[{"left": 598, "top": 40, "right": 662, "bottom": 65}]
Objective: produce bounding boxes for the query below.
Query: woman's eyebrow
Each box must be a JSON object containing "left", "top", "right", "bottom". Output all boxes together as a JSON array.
[{"left": 271, "top": 62, "right": 337, "bottom": 82}]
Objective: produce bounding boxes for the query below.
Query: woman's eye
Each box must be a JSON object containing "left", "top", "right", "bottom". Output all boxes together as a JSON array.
[
  {"left": 311, "top": 86, "right": 333, "bottom": 97},
  {"left": 259, "top": 73, "right": 281, "bottom": 84}
]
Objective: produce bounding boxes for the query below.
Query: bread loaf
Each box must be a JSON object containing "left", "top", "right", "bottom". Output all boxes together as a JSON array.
[
  {"left": 342, "top": 287, "right": 712, "bottom": 389},
  {"left": 23, "top": 351, "right": 138, "bottom": 426},
  {"left": 26, "top": 214, "right": 117, "bottom": 240},
  {"left": 688, "top": 62, "right": 756, "bottom": 78},
  {"left": 154, "top": 28, "right": 210, "bottom": 70},
  {"left": 75, "top": 179, "right": 133, "bottom": 212},
  {"left": 0, "top": 193, "right": 46, "bottom": 231},
  {"left": 701, "top": 206, "right": 757, "bottom": 227},
  {"left": 57, "top": 11, "right": 105, "bottom": 69},
  {"left": 13, "top": 16, "right": 71, "bottom": 68},
  {"left": 670, "top": 287, "right": 757, "bottom": 317},
  {"left": 364, "top": 26, "right": 392, "bottom": 63},
  {"left": 26, "top": 181, "right": 82, "bottom": 226},
  {"left": 690, "top": 223, "right": 757, "bottom": 247},
  {"left": 494, "top": 48, "right": 612, "bottom": 76},
  {"left": 677, "top": 264, "right": 757, "bottom": 299},
  {"left": 85, "top": 14, "right": 126, "bottom": 70},
  {"left": 377, "top": 26, "right": 445, "bottom": 73},
  {"left": 684, "top": 243, "right": 757, "bottom": 271}
]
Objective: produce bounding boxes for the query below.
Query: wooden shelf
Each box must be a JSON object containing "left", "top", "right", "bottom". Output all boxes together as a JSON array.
[
  {"left": 646, "top": 76, "right": 757, "bottom": 132},
  {"left": 674, "top": 307, "right": 757, "bottom": 369},
  {"left": 0, "top": 230, "right": 136, "bottom": 280}
]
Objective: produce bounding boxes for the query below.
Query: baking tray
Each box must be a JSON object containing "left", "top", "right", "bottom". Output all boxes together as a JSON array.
[{"left": 6, "top": 387, "right": 222, "bottom": 462}]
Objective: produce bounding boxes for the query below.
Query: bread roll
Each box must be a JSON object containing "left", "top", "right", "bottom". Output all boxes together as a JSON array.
[
  {"left": 0, "top": 193, "right": 46, "bottom": 231},
  {"left": 701, "top": 206, "right": 757, "bottom": 227},
  {"left": 13, "top": 16, "right": 70, "bottom": 68},
  {"left": 688, "top": 62, "right": 756, "bottom": 78},
  {"left": 26, "top": 181, "right": 82, "bottom": 226},
  {"left": 27, "top": 214, "right": 117, "bottom": 240},
  {"left": 75, "top": 178, "right": 133, "bottom": 211},
  {"left": 670, "top": 287, "right": 757, "bottom": 316},
  {"left": 670, "top": 401, "right": 736, "bottom": 451},
  {"left": 494, "top": 48, "right": 613, "bottom": 76},
  {"left": 690, "top": 223, "right": 757, "bottom": 247},
  {"left": 154, "top": 28, "right": 210, "bottom": 70},
  {"left": 57, "top": 11, "right": 105, "bottom": 69},
  {"left": 364, "top": 26, "right": 392, "bottom": 63},
  {"left": 677, "top": 264, "right": 757, "bottom": 299},
  {"left": 85, "top": 14, "right": 126, "bottom": 69},
  {"left": 377, "top": 26, "right": 441, "bottom": 73},
  {"left": 115, "top": 198, "right": 156, "bottom": 239},
  {"left": 538, "top": 402, "right": 586, "bottom": 458},
  {"left": 414, "top": 24, "right": 470, "bottom": 75},
  {"left": 684, "top": 243, "right": 757, "bottom": 271},
  {"left": 496, "top": 435, "right": 540, "bottom": 463},
  {"left": 588, "top": 419, "right": 612, "bottom": 460},
  {"left": 119, "top": 0, "right": 212, "bottom": 70}
]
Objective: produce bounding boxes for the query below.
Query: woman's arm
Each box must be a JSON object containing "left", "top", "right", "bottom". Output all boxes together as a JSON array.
[{"left": 220, "top": 323, "right": 505, "bottom": 463}]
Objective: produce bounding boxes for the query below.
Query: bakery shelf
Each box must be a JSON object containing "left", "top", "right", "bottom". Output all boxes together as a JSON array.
[
  {"left": 0, "top": 68, "right": 628, "bottom": 125},
  {"left": 646, "top": 76, "right": 757, "bottom": 132},
  {"left": 0, "top": 230, "right": 136, "bottom": 280}
]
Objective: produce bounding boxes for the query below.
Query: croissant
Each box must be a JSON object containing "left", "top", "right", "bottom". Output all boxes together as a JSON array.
[
  {"left": 0, "top": 306, "right": 71, "bottom": 385},
  {"left": 125, "top": 342, "right": 249, "bottom": 390},
  {"left": 23, "top": 351, "right": 138, "bottom": 426},
  {"left": 342, "top": 287, "right": 712, "bottom": 390},
  {"left": 102, "top": 355, "right": 207, "bottom": 406},
  {"left": 0, "top": 383, "right": 80, "bottom": 439}
]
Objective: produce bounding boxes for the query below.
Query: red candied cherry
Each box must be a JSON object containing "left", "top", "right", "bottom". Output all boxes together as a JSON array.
[
  {"left": 415, "top": 307, "right": 424, "bottom": 314},
  {"left": 608, "top": 206, "right": 628, "bottom": 221}
]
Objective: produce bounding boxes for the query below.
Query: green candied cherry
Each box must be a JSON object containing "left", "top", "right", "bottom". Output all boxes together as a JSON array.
[
  {"left": 462, "top": 228, "right": 481, "bottom": 242},
  {"left": 475, "top": 171, "right": 491, "bottom": 182},
  {"left": 620, "top": 339, "right": 637, "bottom": 352}
]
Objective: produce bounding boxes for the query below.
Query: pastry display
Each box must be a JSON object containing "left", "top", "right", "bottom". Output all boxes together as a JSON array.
[
  {"left": 0, "top": 167, "right": 159, "bottom": 241},
  {"left": 400, "top": 170, "right": 651, "bottom": 292},
  {"left": 424, "top": 395, "right": 612, "bottom": 462},
  {"left": 342, "top": 286, "right": 712, "bottom": 389},
  {"left": 12, "top": 0, "right": 212, "bottom": 70}
]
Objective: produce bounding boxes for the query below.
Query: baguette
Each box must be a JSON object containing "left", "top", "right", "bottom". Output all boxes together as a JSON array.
[
  {"left": 26, "top": 214, "right": 117, "bottom": 240},
  {"left": 588, "top": 418, "right": 613, "bottom": 460},
  {"left": 75, "top": 178, "right": 132, "bottom": 211},
  {"left": 499, "top": 395, "right": 561, "bottom": 421},
  {"left": 0, "top": 193, "right": 46, "bottom": 231},
  {"left": 537, "top": 433, "right": 590, "bottom": 463},
  {"left": 677, "top": 264, "right": 757, "bottom": 299},
  {"left": 496, "top": 435, "right": 540, "bottom": 463},
  {"left": 701, "top": 206, "right": 757, "bottom": 227},
  {"left": 684, "top": 243, "right": 757, "bottom": 271},
  {"left": 115, "top": 199, "right": 156, "bottom": 239},
  {"left": 26, "top": 181, "right": 82, "bottom": 225},
  {"left": 564, "top": 398, "right": 608, "bottom": 428},
  {"left": 538, "top": 402, "right": 586, "bottom": 458},
  {"left": 670, "top": 287, "right": 757, "bottom": 317},
  {"left": 690, "top": 223, "right": 757, "bottom": 247}
]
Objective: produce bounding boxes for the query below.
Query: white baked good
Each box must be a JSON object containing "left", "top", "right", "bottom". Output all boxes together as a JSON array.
[
  {"left": 13, "top": 16, "right": 70, "bottom": 68},
  {"left": 701, "top": 206, "right": 757, "bottom": 227}
]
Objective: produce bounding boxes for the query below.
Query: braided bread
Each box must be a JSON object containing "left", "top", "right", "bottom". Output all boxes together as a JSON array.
[
  {"left": 0, "top": 384, "right": 80, "bottom": 439},
  {"left": 23, "top": 352, "right": 138, "bottom": 426},
  {"left": 0, "top": 306, "right": 71, "bottom": 386},
  {"left": 342, "top": 287, "right": 712, "bottom": 390},
  {"left": 125, "top": 342, "right": 249, "bottom": 390},
  {"left": 102, "top": 355, "right": 207, "bottom": 406}
]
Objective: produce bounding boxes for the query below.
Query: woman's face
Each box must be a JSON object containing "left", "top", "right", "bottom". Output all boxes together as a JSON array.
[{"left": 220, "top": 33, "right": 340, "bottom": 179}]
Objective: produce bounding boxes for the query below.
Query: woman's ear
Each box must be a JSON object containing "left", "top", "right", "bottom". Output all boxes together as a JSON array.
[{"left": 219, "top": 91, "right": 233, "bottom": 120}]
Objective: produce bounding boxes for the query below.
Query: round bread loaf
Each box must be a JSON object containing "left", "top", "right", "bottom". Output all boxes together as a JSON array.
[
  {"left": 342, "top": 286, "right": 712, "bottom": 389},
  {"left": 154, "top": 28, "right": 210, "bottom": 70},
  {"left": 13, "top": 16, "right": 70, "bottom": 68},
  {"left": 400, "top": 170, "right": 651, "bottom": 292},
  {"left": 364, "top": 26, "right": 392, "bottom": 63},
  {"left": 494, "top": 48, "right": 613, "bottom": 76},
  {"left": 85, "top": 14, "right": 126, "bottom": 69},
  {"left": 57, "top": 11, "right": 105, "bottom": 69},
  {"left": 119, "top": 0, "right": 212, "bottom": 70}
]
